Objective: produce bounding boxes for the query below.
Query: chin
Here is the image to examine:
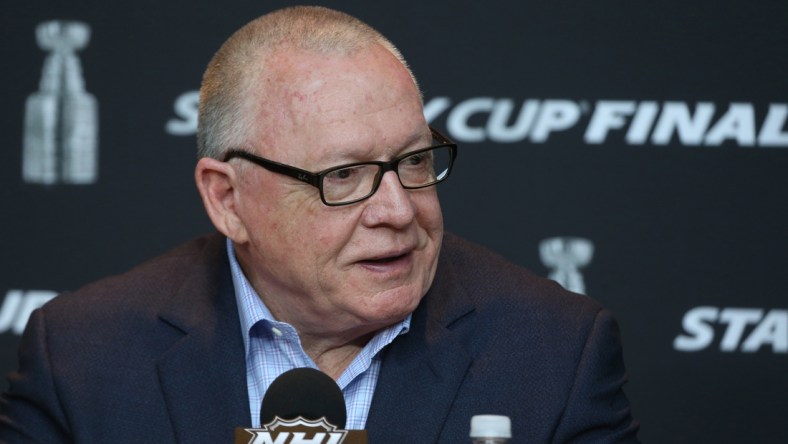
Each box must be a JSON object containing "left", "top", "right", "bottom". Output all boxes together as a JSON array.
[{"left": 365, "top": 285, "right": 424, "bottom": 320}]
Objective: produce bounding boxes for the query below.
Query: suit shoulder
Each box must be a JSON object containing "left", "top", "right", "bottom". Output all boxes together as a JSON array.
[
  {"left": 439, "top": 233, "right": 603, "bottom": 322},
  {"left": 42, "top": 233, "right": 225, "bottom": 319}
]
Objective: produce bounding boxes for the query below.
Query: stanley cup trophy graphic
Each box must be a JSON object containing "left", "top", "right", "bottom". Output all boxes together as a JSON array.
[
  {"left": 23, "top": 20, "right": 98, "bottom": 185},
  {"left": 539, "top": 237, "right": 594, "bottom": 295}
]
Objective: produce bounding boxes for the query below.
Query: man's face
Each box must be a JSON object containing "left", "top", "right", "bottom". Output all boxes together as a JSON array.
[{"left": 231, "top": 44, "right": 444, "bottom": 338}]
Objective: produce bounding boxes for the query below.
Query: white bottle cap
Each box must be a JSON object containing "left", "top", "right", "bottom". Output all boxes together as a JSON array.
[{"left": 470, "top": 414, "right": 512, "bottom": 438}]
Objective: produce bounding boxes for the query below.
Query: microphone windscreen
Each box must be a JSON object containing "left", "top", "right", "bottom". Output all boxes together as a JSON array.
[{"left": 260, "top": 367, "right": 347, "bottom": 429}]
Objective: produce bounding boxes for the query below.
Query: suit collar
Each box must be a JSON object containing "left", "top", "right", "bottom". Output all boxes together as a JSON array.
[{"left": 155, "top": 234, "right": 251, "bottom": 442}]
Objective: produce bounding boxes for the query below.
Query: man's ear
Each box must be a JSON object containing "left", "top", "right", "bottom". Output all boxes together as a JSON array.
[{"left": 194, "top": 157, "right": 249, "bottom": 243}]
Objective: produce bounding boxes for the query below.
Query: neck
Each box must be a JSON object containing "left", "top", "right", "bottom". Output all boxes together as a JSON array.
[{"left": 300, "top": 331, "right": 374, "bottom": 380}]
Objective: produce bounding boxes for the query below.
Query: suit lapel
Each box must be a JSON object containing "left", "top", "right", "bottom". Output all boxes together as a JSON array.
[
  {"left": 366, "top": 250, "right": 474, "bottom": 442},
  {"left": 155, "top": 236, "right": 251, "bottom": 443}
]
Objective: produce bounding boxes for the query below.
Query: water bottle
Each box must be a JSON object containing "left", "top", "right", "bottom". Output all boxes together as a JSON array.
[{"left": 470, "top": 414, "right": 511, "bottom": 443}]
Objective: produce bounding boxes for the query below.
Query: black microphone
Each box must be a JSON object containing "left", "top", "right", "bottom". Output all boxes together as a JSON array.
[{"left": 260, "top": 367, "right": 347, "bottom": 429}]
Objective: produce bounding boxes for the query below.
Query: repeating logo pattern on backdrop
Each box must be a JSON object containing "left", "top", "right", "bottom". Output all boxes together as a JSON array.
[
  {"left": 539, "top": 237, "right": 594, "bottom": 295},
  {"left": 23, "top": 20, "right": 98, "bottom": 185}
]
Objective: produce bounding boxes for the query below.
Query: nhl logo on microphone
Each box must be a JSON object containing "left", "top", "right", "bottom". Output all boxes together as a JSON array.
[{"left": 237, "top": 416, "right": 348, "bottom": 444}]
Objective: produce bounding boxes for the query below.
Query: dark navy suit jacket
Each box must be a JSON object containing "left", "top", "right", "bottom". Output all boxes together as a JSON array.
[{"left": 0, "top": 233, "right": 639, "bottom": 443}]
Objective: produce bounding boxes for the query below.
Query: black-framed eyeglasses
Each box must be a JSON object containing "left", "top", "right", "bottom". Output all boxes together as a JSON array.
[{"left": 223, "top": 126, "right": 457, "bottom": 206}]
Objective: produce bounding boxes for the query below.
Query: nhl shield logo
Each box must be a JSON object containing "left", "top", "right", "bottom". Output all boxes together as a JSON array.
[{"left": 238, "top": 416, "right": 348, "bottom": 444}]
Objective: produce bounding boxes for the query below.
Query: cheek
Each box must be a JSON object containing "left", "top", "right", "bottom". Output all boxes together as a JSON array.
[
  {"left": 416, "top": 194, "right": 444, "bottom": 234},
  {"left": 302, "top": 206, "right": 360, "bottom": 261}
]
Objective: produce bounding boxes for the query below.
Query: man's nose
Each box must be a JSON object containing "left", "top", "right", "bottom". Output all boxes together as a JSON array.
[{"left": 360, "top": 171, "right": 416, "bottom": 228}]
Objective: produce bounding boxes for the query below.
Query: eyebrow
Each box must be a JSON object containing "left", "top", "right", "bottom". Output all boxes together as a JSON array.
[{"left": 316, "top": 128, "right": 432, "bottom": 168}]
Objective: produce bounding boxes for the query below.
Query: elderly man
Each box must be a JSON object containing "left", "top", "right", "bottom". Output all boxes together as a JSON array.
[{"left": 0, "top": 6, "right": 639, "bottom": 443}]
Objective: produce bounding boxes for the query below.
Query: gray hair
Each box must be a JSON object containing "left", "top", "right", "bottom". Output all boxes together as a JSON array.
[{"left": 196, "top": 5, "right": 420, "bottom": 159}]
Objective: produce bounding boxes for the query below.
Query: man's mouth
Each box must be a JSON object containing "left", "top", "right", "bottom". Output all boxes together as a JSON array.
[{"left": 360, "top": 253, "right": 408, "bottom": 265}]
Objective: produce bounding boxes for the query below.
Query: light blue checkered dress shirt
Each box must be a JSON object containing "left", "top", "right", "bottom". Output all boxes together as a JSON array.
[{"left": 227, "top": 240, "right": 411, "bottom": 430}]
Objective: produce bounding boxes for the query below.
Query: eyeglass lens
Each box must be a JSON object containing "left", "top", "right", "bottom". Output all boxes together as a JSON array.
[{"left": 321, "top": 146, "right": 453, "bottom": 204}]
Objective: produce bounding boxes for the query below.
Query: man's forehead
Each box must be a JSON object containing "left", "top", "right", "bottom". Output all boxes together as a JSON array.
[
  {"left": 251, "top": 44, "right": 424, "bottom": 158},
  {"left": 264, "top": 44, "right": 410, "bottom": 97}
]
